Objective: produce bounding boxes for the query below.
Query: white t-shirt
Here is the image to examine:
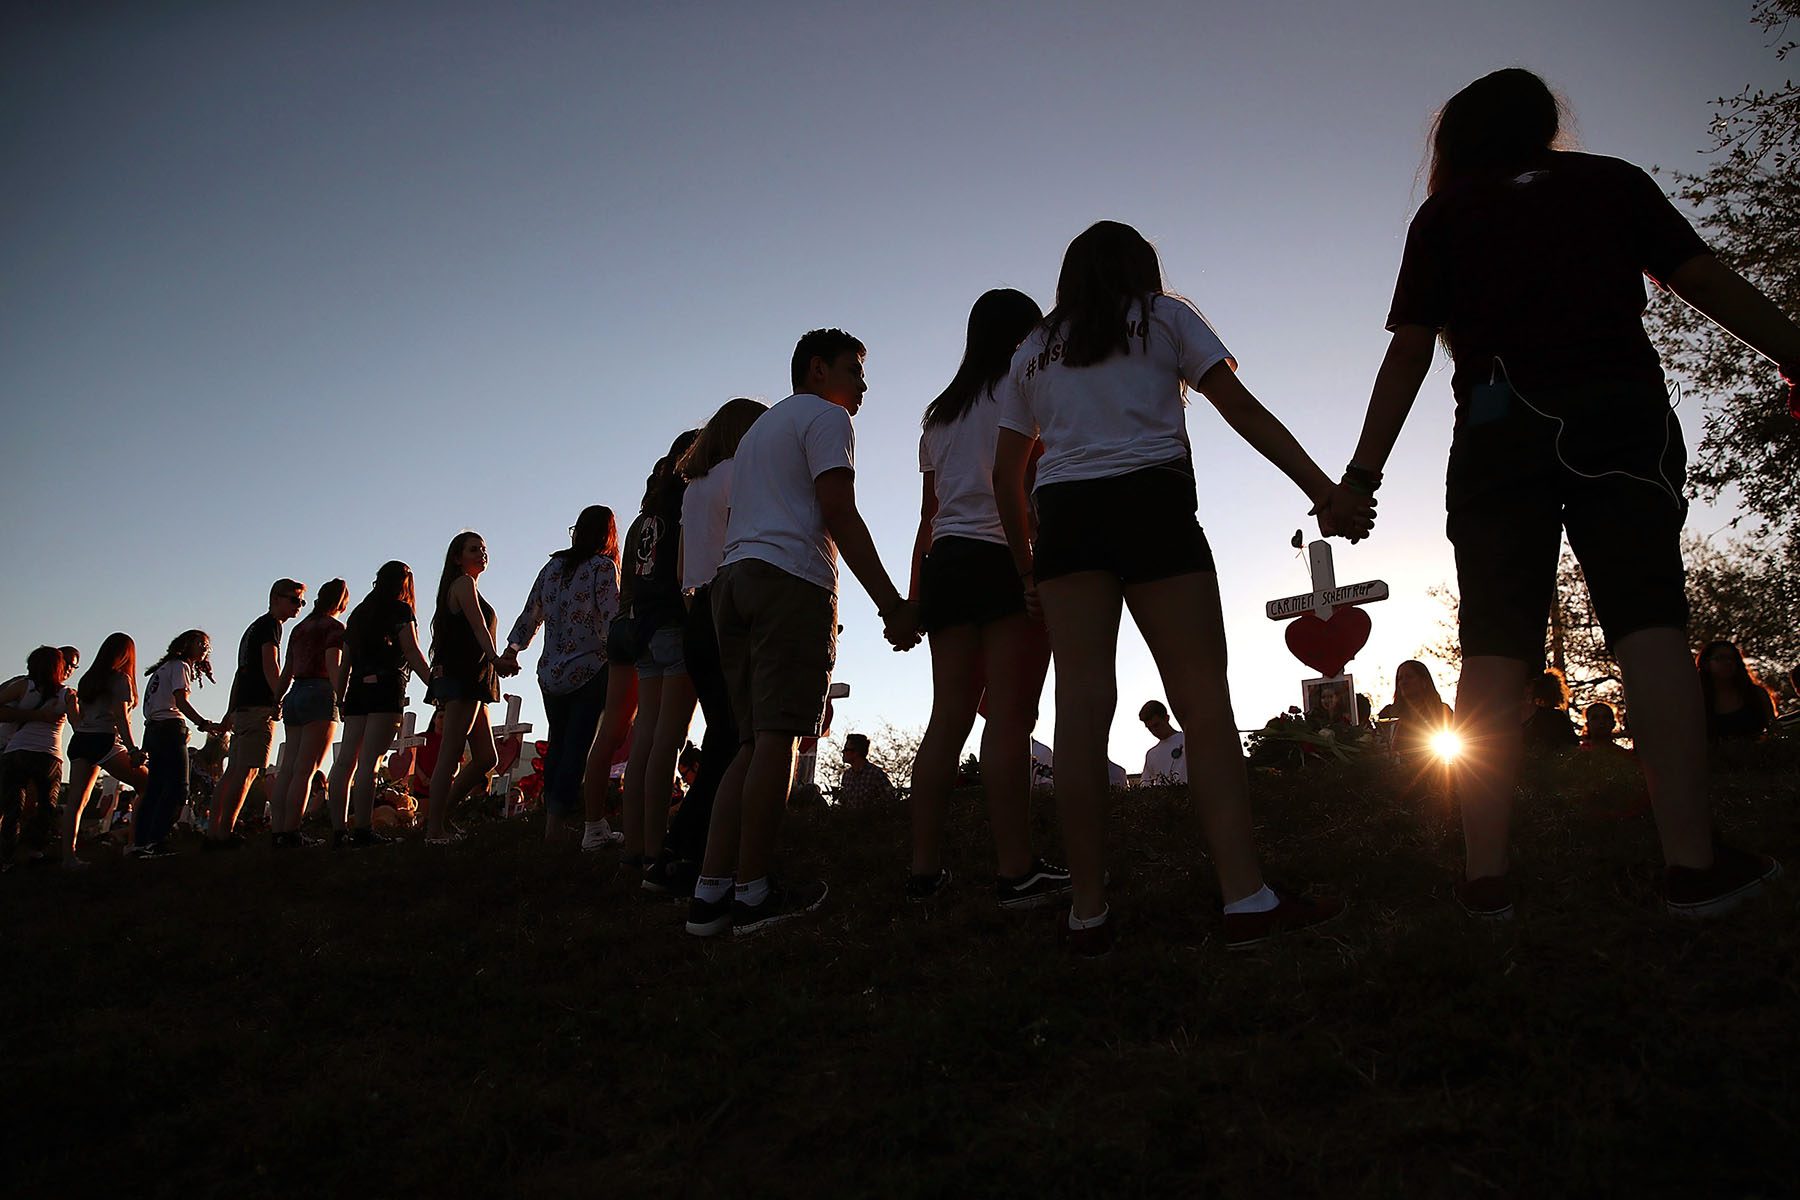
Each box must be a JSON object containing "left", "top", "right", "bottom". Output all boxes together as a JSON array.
[
  {"left": 997, "top": 294, "right": 1233, "bottom": 489},
  {"left": 919, "top": 399, "right": 1007, "bottom": 546},
  {"left": 680, "top": 458, "right": 735, "bottom": 592},
  {"left": 3, "top": 681, "right": 71, "bottom": 759},
  {"left": 1029, "top": 737, "right": 1129, "bottom": 789},
  {"left": 143, "top": 660, "right": 196, "bottom": 724},
  {"left": 721, "top": 393, "right": 855, "bottom": 592},
  {"left": 1142, "top": 732, "right": 1187, "bottom": 784}
]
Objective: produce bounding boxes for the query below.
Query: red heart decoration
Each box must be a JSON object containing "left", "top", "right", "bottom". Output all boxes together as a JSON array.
[{"left": 1284, "top": 607, "right": 1372, "bottom": 678}]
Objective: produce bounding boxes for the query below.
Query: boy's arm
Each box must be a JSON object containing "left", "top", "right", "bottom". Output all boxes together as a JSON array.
[{"left": 815, "top": 468, "right": 918, "bottom": 650}]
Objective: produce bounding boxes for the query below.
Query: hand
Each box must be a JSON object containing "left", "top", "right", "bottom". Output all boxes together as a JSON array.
[
  {"left": 219, "top": 711, "right": 235, "bottom": 733},
  {"left": 1021, "top": 571, "right": 1042, "bottom": 622},
  {"left": 129, "top": 748, "right": 147, "bottom": 766},
  {"left": 1312, "top": 482, "right": 1377, "bottom": 543},
  {"left": 882, "top": 601, "right": 922, "bottom": 652}
]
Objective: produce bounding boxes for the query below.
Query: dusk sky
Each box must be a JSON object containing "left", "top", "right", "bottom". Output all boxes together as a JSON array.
[{"left": 3, "top": 1, "right": 1786, "bottom": 771}]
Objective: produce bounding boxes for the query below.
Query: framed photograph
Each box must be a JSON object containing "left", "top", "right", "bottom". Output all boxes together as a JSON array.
[{"left": 1302, "top": 674, "right": 1355, "bottom": 725}]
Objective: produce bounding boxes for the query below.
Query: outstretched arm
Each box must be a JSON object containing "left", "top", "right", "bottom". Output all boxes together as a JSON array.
[
  {"left": 1665, "top": 254, "right": 1800, "bottom": 390},
  {"left": 1348, "top": 325, "right": 1437, "bottom": 474},
  {"left": 816, "top": 468, "right": 917, "bottom": 650}
]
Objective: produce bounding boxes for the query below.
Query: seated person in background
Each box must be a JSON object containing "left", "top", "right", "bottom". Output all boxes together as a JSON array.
[
  {"left": 1698, "top": 641, "right": 1777, "bottom": 742},
  {"left": 1137, "top": 700, "right": 1186, "bottom": 785},
  {"left": 1580, "top": 700, "right": 1629, "bottom": 754},
  {"left": 836, "top": 733, "right": 896, "bottom": 808},
  {"left": 1521, "top": 668, "right": 1579, "bottom": 755},
  {"left": 1378, "top": 660, "right": 1454, "bottom": 759}
]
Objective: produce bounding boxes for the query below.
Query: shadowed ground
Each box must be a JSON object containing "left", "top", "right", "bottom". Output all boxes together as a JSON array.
[{"left": 7, "top": 743, "right": 1796, "bottom": 1198}]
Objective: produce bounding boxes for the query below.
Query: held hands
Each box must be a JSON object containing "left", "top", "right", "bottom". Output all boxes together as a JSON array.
[
  {"left": 1312, "top": 476, "right": 1379, "bottom": 543},
  {"left": 881, "top": 601, "right": 922, "bottom": 652},
  {"left": 495, "top": 649, "right": 522, "bottom": 678}
]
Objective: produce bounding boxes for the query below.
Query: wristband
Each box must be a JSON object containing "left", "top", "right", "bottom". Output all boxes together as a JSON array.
[{"left": 1343, "top": 464, "right": 1383, "bottom": 492}]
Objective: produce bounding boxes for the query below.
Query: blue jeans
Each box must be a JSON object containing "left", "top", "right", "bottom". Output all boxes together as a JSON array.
[
  {"left": 541, "top": 668, "right": 608, "bottom": 819},
  {"left": 139, "top": 719, "right": 189, "bottom": 847}
]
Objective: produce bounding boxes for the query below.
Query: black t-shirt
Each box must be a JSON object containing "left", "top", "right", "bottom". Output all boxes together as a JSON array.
[
  {"left": 228, "top": 613, "right": 281, "bottom": 711},
  {"left": 1386, "top": 152, "right": 1710, "bottom": 410},
  {"left": 346, "top": 598, "right": 417, "bottom": 683},
  {"left": 624, "top": 483, "right": 688, "bottom": 631}
]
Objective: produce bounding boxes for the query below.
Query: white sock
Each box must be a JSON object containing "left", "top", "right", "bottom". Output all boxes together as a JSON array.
[
  {"left": 736, "top": 876, "right": 770, "bottom": 906},
  {"left": 584, "top": 820, "right": 605, "bottom": 833},
  {"left": 1067, "top": 904, "right": 1110, "bottom": 931},
  {"left": 1223, "top": 884, "right": 1279, "bottom": 915},
  {"left": 695, "top": 875, "right": 733, "bottom": 904}
]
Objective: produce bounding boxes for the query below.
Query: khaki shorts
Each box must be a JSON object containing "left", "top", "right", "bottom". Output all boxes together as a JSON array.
[
  {"left": 711, "top": 559, "right": 836, "bottom": 741},
  {"left": 228, "top": 706, "right": 276, "bottom": 770}
]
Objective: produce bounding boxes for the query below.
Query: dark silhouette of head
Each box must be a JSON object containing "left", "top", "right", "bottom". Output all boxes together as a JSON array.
[
  {"left": 1042, "top": 221, "right": 1166, "bottom": 369},
  {"left": 924, "top": 289, "right": 1044, "bottom": 429},
  {"left": 679, "top": 398, "right": 767, "bottom": 480},
  {"left": 1530, "top": 667, "right": 1570, "bottom": 711},
  {"left": 791, "top": 328, "right": 867, "bottom": 394},
  {"left": 79, "top": 632, "right": 138, "bottom": 708},
  {"left": 556, "top": 506, "right": 620, "bottom": 582},
  {"left": 1429, "top": 68, "right": 1564, "bottom": 194}
]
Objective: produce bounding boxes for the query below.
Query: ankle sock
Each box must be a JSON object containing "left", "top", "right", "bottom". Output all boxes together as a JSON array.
[
  {"left": 695, "top": 875, "right": 734, "bottom": 904},
  {"left": 1067, "top": 904, "right": 1110, "bottom": 931},
  {"left": 1224, "top": 884, "right": 1279, "bottom": 915},
  {"left": 736, "top": 876, "right": 770, "bottom": 907}
]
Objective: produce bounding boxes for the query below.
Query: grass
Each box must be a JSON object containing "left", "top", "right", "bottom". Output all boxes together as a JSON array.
[{"left": 6, "top": 743, "right": 1797, "bottom": 1198}]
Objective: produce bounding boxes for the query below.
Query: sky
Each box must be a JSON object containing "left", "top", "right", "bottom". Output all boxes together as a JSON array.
[{"left": 2, "top": 0, "right": 1790, "bottom": 776}]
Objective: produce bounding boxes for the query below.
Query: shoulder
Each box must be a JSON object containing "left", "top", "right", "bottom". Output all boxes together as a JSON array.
[{"left": 450, "top": 574, "right": 477, "bottom": 598}]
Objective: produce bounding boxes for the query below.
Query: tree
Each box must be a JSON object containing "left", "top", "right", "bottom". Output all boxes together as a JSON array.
[{"left": 1648, "top": 2, "right": 1800, "bottom": 568}]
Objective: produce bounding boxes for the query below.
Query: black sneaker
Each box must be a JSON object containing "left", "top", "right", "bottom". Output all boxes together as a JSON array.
[
  {"left": 996, "top": 858, "right": 1073, "bottom": 910},
  {"left": 641, "top": 853, "right": 689, "bottom": 897},
  {"left": 1665, "top": 845, "right": 1782, "bottom": 919},
  {"left": 685, "top": 890, "right": 734, "bottom": 937},
  {"left": 347, "top": 827, "right": 395, "bottom": 848},
  {"left": 1222, "top": 884, "right": 1344, "bottom": 950},
  {"left": 905, "top": 867, "right": 951, "bottom": 901},
  {"left": 1057, "top": 907, "right": 1116, "bottom": 958},
  {"left": 732, "top": 879, "right": 828, "bottom": 937},
  {"left": 137, "top": 842, "right": 179, "bottom": 860},
  {"left": 1453, "top": 874, "right": 1515, "bottom": 921}
]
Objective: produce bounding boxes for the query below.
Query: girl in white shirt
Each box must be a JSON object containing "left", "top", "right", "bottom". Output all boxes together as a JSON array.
[
  {"left": 0, "top": 645, "right": 77, "bottom": 867},
  {"left": 993, "top": 221, "right": 1363, "bottom": 953},
  {"left": 135, "top": 630, "right": 221, "bottom": 857},
  {"left": 906, "top": 288, "right": 1071, "bottom": 910},
  {"left": 61, "top": 633, "right": 150, "bottom": 866}
]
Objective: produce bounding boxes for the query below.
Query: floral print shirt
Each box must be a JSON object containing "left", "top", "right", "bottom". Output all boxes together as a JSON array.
[{"left": 506, "top": 554, "right": 619, "bottom": 696}]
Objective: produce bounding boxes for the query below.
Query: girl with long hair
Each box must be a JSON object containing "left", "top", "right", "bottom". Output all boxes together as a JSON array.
[
  {"left": 1345, "top": 68, "right": 1800, "bottom": 919},
  {"left": 1697, "top": 641, "right": 1777, "bottom": 743},
  {"left": 133, "top": 630, "right": 221, "bottom": 857},
  {"left": 993, "top": 221, "right": 1357, "bottom": 955},
  {"left": 500, "top": 506, "right": 622, "bottom": 844},
  {"left": 907, "top": 289, "right": 1071, "bottom": 909},
  {"left": 60, "top": 633, "right": 150, "bottom": 866},
  {"left": 618, "top": 429, "right": 701, "bottom": 884},
  {"left": 655, "top": 398, "right": 766, "bottom": 895},
  {"left": 268, "top": 579, "right": 350, "bottom": 848},
  {"left": 329, "top": 562, "right": 432, "bottom": 846},
  {"left": 0, "top": 646, "right": 78, "bottom": 868},
  {"left": 425, "top": 531, "right": 506, "bottom": 843}
]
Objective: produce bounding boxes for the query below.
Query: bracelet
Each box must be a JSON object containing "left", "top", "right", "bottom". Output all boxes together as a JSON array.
[{"left": 1343, "top": 464, "right": 1383, "bottom": 491}]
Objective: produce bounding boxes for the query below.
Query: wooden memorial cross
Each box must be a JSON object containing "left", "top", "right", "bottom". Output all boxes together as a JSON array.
[
  {"left": 1265, "top": 539, "right": 1388, "bottom": 694},
  {"left": 492, "top": 694, "right": 534, "bottom": 801}
]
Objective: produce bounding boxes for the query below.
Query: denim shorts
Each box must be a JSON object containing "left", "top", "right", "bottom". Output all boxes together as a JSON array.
[
  {"left": 636, "top": 623, "right": 687, "bottom": 678},
  {"left": 283, "top": 678, "right": 339, "bottom": 727}
]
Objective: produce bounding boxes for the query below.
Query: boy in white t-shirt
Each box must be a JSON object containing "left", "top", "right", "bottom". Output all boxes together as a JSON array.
[
  {"left": 686, "top": 328, "right": 921, "bottom": 938},
  {"left": 1137, "top": 700, "right": 1187, "bottom": 786}
]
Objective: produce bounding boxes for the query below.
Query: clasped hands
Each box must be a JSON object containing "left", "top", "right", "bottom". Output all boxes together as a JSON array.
[
  {"left": 1312, "top": 477, "right": 1379, "bottom": 543},
  {"left": 881, "top": 601, "right": 922, "bottom": 652}
]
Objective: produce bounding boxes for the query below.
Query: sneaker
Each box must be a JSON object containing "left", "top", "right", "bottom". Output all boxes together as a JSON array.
[
  {"left": 124, "top": 843, "right": 149, "bottom": 860},
  {"left": 347, "top": 827, "right": 395, "bottom": 848},
  {"left": 1222, "top": 885, "right": 1344, "bottom": 950},
  {"left": 733, "top": 879, "right": 829, "bottom": 937},
  {"left": 996, "top": 858, "right": 1073, "bottom": 910},
  {"left": 651, "top": 858, "right": 698, "bottom": 899},
  {"left": 641, "top": 854, "right": 680, "bottom": 896},
  {"left": 137, "top": 842, "right": 179, "bottom": 860},
  {"left": 1058, "top": 908, "right": 1116, "bottom": 958},
  {"left": 685, "top": 891, "right": 734, "bottom": 937},
  {"left": 1665, "top": 846, "right": 1782, "bottom": 919},
  {"left": 1453, "top": 874, "right": 1515, "bottom": 921},
  {"left": 201, "top": 833, "right": 247, "bottom": 853},
  {"left": 424, "top": 828, "right": 467, "bottom": 846},
  {"left": 581, "top": 820, "right": 624, "bottom": 851},
  {"left": 904, "top": 867, "right": 951, "bottom": 901}
]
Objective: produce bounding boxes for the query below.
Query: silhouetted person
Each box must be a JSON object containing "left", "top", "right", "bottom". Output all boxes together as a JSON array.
[
  {"left": 1137, "top": 700, "right": 1186, "bottom": 785},
  {"left": 1697, "top": 641, "right": 1776, "bottom": 743},
  {"left": 1521, "top": 668, "right": 1579, "bottom": 756}
]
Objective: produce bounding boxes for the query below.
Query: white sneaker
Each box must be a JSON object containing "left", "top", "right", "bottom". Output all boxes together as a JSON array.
[{"left": 580, "top": 820, "right": 623, "bottom": 851}]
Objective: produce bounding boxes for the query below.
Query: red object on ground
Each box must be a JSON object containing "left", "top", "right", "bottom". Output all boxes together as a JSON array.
[{"left": 1284, "top": 607, "right": 1372, "bottom": 678}]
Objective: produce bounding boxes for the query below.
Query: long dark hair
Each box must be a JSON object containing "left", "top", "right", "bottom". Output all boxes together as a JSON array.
[
  {"left": 1697, "top": 640, "right": 1776, "bottom": 716},
  {"left": 639, "top": 430, "right": 701, "bottom": 515},
  {"left": 347, "top": 561, "right": 415, "bottom": 653},
  {"left": 432, "top": 531, "right": 484, "bottom": 655},
  {"left": 25, "top": 645, "right": 62, "bottom": 694},
  {"left": 1428, "top": 68, "right": 1565, "bottom": 195},
  {"left": 79, "top": 632, "right": 138, "bottom": 709},
  {"left": 923, "top": 289, "right": 1044, "bottom": 429},
  {"left": 1392, "top": 659, "right": 1445, "bottom": 720},
  {"left": 147, "top": 630, "right": 214, "bottom": 687},
  {"left": 1039, "top": 221, "right": 1164, "bottom": 369},
  {"left": 679, "top": 399, "right": 766, "bottom": 480},
  {"left": 553, "top": 506, "right": 620, "bottom": 582}
]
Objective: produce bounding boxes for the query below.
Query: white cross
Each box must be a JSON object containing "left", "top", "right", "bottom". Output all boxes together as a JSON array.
[
  {"left": 795, "top": 681, "right": 849, "bottom": 795},
  {"left": 492, "top": 694, "right": 535, "bottom": 793},
  {"left": 1265, "top": 540, "right": 1389, "bottom": 622},
  {"left": 392, "top": 710, "right": 427, "bottom": 754}
]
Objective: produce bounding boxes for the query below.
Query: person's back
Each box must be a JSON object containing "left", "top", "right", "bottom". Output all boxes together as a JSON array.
[
  {"left": 721, "top": 392, "right": 852, "bottom": 592},
  {"left": 920, "top": 403, "right": 1007, "bottom": 546}
]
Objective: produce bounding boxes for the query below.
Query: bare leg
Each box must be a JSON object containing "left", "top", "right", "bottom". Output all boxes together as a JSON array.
[
  {"left": 979, "top": 615, "right": 1050, "bottom": 879},
  {"left": 642, "top": 673, "right": 697, "bottom": 861},
  {"left": 61, "top": 759, "right": 102, "bottom": 859},
  {"left": 620, "top": 673, "right": 664, "bottom": 858},
  {"left": 426, "top": 702, "right": 479, "bottom": 838},
  {"left": 583, "top": 666, "right": 638, "bottom": 824},
  {"left": 281, "top": 721, "right": 337, "bottom": 835},
  {"left": 1124, "top": 572, "right": 1263, "bottom": 903},
  {"left": 268, "top": 741, "right": 300, "bottom": 835},
  {"left": 910, "top": 624, "right": 981, "bottom": 877},
  {"left": 448, "top": 705, "right": 498, "bottom": 810},
  {"left": 737, "top": 732, "right": 798, "bottom": 884},
  {"left": 352, "top": 714, "right": 402, "bottom": 829},
  {"left": 1454, "top": 655, "right": 1532, "bottom": 880},
  {"left": 1036, "top": 571, "right": 1124, "bottom": 921},
  {"left": 1613, "top": 626, "right": 1713, "bottom": 869},
  {"left": 700, "top": 743, "right": 753, "bottom": 879},
  {"left": 328, "top": 715, "right": 365, "bottom": 829}
]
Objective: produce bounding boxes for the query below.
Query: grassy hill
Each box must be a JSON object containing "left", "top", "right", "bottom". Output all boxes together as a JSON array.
[{"left": 6, "top": 744, "right": 1796, "bottom": 1198}]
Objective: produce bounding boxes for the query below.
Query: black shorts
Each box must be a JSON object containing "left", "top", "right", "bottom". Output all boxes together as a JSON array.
[
  {"left": 1446, "top": 376, "right": 1688, "bottom": 663},
  {"left": 343, "top": 673, "right": 407, "bottom": 717},
  {"left": 1033, "top": 457, "right": 1216, "bottom": 584},
  {"left": 918, "top": 536, "right": 1026, "bottom": 632},
  {"left": 68, "top": 730, "right": 125, "bottom": 765}
]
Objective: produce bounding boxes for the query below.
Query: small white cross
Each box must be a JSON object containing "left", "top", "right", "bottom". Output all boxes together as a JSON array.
[
  {"left": 1265, "top": 540, "right": 1389, "bottom": 622},
  {"left": 492, "top": 694, "right": 535, "bottom": 790}
]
